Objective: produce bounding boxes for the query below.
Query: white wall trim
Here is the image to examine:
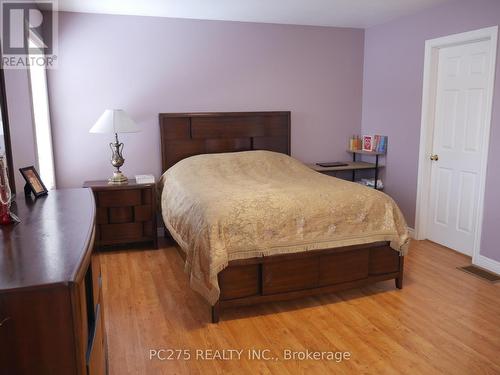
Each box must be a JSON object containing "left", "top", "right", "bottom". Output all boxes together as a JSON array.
[
  {"left": 475, "top": 254, "right": 500, "bottom": 276},
  {"left": 407, "top": 227, "right": 415, "bottom": 239},
  {"left": 415, "top": 26, "right": 498, "bottom": 271}
]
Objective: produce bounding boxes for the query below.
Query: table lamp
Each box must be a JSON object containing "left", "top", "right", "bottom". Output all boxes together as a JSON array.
[{"left": 90, "top": 109, "right": 140, "bottom": 184}]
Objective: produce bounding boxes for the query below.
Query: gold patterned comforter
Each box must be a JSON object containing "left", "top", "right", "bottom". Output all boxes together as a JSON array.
[{"left": 160, "top": 150, "right": 409, "bottom": 305}]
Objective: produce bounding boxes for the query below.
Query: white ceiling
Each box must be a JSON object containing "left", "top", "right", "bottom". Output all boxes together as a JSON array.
[{"left": 54, "top": 0, "right": 456, "bottom": 28}]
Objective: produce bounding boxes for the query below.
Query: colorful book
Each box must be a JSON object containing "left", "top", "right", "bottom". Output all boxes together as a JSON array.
[
  {"left": 377, "top": 136, "right": 388, "bottom": 153},
  {"left": 373, "top": 135, "right": 380, "bottom": 152}
]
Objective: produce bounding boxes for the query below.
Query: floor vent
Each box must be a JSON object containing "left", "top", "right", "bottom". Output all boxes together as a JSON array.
[{"left": 458, "top": 265, "right": 500, "bottom": 283}]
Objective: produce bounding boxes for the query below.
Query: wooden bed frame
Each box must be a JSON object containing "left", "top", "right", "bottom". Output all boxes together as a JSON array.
[{"left": 159, "top": 111, "right": 404, "bottom": 323}]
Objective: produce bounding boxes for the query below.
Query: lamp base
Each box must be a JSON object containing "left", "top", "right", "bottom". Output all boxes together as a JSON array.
[{"left": 108, "top": 171, "right": 128, "bottom": 184}]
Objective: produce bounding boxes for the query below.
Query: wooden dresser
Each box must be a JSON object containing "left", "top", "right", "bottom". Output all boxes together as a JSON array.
[{"left": 0, "top": 189, "right": 107, "bottom": 375}]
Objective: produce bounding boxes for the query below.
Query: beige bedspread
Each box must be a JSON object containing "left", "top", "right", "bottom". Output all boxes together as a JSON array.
[{"left": 160, "top": 150, "right": 409, "bottom": 305}]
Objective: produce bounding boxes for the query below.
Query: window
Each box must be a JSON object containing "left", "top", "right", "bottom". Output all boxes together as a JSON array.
[{"left": 28, "top": 38, "right": 55, "bottom": 189}]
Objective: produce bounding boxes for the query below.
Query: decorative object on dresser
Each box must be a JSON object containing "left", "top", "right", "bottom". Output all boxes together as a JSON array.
[
  {"left": 0, "top": 156, "right": 16, "bottom": 225},
  {"left": 83, "top": 179, "right": 158, "bottom": 250},
  {"left": 0, "top": 189, "right": 107, "bottom": 374},
  {"left": 19, "top": 165, "right": 48, "bottom": 197},
  {"left": 89, "top": 109, "right": 140, "bottom": 184}
]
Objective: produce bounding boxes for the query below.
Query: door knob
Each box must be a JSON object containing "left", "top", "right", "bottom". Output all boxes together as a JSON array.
[{"left": 430, "top": 154, "right": 439, "bottom": 161}]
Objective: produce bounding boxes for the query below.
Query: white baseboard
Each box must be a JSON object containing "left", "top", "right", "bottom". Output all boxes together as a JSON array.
[{"left": 474, "top": 254, "right": 500, "bottom": 275}]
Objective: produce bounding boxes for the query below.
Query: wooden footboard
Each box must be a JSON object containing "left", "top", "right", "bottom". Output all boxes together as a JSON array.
[{"left": 212, "top": 241, "right": 404, "bottom": 323}]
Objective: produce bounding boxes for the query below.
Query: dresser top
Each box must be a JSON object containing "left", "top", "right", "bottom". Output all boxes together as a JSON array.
[{"left": 0, "top": 188, "right": 95, "bottom": 291}]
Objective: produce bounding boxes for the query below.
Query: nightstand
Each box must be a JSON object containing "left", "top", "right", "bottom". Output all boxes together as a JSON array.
[
  {"left": 307, "top": 150, "right": 386, "bottom": 190},
  {"left": 83, "top": 179, "right": 158, "bottom": 250}
]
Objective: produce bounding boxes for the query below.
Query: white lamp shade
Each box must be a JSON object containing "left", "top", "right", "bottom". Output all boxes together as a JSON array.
[{"left": 89, "top": 109, "right": 140, "bottom": 134}]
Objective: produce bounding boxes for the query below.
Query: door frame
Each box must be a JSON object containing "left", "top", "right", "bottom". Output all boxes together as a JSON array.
[{"left": 415, "top": 26, "right": 498, "bottom": 262}]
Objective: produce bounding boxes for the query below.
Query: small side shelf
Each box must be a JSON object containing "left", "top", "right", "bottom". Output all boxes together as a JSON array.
[
  {"left": 346, "top": 150, "right": 386, "bottom": 156},
  {"left": 306, "top": 161, "right": 383, "bottom": 173},
  {"left": 347, "top": 149, "right": 386, "bottom": 190},
  {"left": 307, "top": 150, "right": 386, "bottom": 190}
]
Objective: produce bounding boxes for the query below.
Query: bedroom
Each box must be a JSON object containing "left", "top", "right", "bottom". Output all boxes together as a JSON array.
[{"left": 1, "top": 0, "right": 500, "bottom": 373}]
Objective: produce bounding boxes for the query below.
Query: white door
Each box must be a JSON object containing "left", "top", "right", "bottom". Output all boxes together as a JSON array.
[{"left": 427, "top": 40, "right": 491, "bottom": 255}]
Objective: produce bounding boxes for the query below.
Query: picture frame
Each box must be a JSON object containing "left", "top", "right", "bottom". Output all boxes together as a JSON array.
[
  {"left": 19, "top": 166, "right": 48, "bottom": 198},
  {"left": 362, "top": 135, "right": 373, "bottom": 151}
]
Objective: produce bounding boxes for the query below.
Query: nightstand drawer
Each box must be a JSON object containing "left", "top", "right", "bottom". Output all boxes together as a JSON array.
[
  {"left": 143, "top": 221, "right": 154, "bottom": 236},
  {"left": 100, "top": 223, "right": 143, "bottom": 241},
  {"left": 109, "top": 207, "right": 133, "bottom": 223},
  {"left": 134, "top": 205, "right": 152, "bottom": 221},
  {"left": 97, "top": 190, "right": 141, "bottom": 207},
  {"left": 96, "top": 207, "right": 108, "bottom": 224}
]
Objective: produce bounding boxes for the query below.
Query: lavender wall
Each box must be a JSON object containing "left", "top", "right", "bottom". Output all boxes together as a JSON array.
[
  {"left": 47, "top": 12, "right": 364, "bottom": 188},
  {"left": 362, "top": 0, "right": 500, "bottom": 261}
]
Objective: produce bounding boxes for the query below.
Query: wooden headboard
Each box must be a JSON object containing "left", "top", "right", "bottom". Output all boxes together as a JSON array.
[{"left": 159, "top": 111, "right": 291, "bottom": 172}]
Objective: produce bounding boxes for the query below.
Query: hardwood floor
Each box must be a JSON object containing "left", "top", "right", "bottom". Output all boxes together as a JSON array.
[{"left": 99, "top": 239, "right": 500, "bottom": 374}]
